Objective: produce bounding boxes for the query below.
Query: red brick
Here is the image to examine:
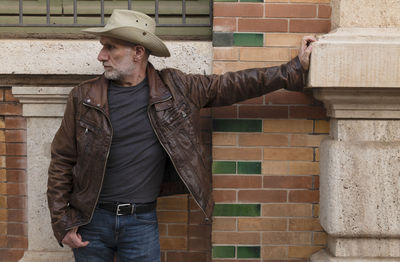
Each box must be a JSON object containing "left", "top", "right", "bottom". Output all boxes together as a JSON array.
[
  {"left": 0, "top": 104, "right": 22, "bottom": 116},
  {"left": 189, "top": 210, "right": 207, "bottom": 224},
  {"left": 6, "top": 236, "right": 28, "bottom": 249},
  {"left": 238, "top": 19, "right": 288, "bottom": 33},
  {"left": 214, "top": 175, "right": 262, "bottom": 189},
  {"left": 289, "top": 190, "right": 319, "bottom": 203},
  {"left": 4, "top": 184, "right": 26, "bottom": 196},
  {"left": 238, "top": 190, "right": 287, "bottom": 202},
  {"left": 7, "top": 196, "right": 27, "bottom": 209},
  {"left": 238, "top": 96, "right": 264, "bottom": 104},
  {"left": 213, "top": 17, "right": 236, "bottom": 32},
  {"left": 239, "top": 105, "right": 288, "bottom": 118},
  {"left": 265, "top": 90, "right": 313, "bottom": 105},
  {"left": 189, "top": 238, "right": 210, "bottom": 251},
  {"left": 166, "top": 252, "right": 208, "bottom": 262},
  {"left": 5, "top": 170, "right": 26, "bottom": 183},
  {"left": 211, "top": 106, "right": 237, "bottom": 118},
  {"left": 318, "top": 4, "right": 332, "bottom": 18},
  {"left": 265, "top": 4, "right": 317, "bottom": 18},
  {"left": 4, "top": 89, "right": 18, "bottom": 102},
  {"left": 6, "top": 143, "right": 26, "bottom": 156},
  {"left": 7, "top": 209, "right": 26, "bottom": 222},
  {"left": 6, "top": 157, "right": 27, "bottom": 169},
  {"left": 314, "top": 175, "right": 319, "bottom": 189},
  {"left": 5, "top": 130, "right": 26, "bottom": 143},
  {"left": 189, "top": 225, "right": 211, "bottom": 239},
  {"left": 290, "top": 19, "right": 331, "bottom": 33},
  {"left": 213, "top": 190, "right": 236, "bottom": 202},
  {"left": 0, "top": 250, "right": 25, "bottom": 262},
  {"left": 8, "top": 223, "right": 27, "bottom": 236},
  {"left": 263, "top": 176, "right": 313, "bottom": 189},
  {"left": 289, "top": 105, "right": 327, "bottom": 119},
  {"left": 214, "top": 3, "right": 263, "bottom": 17},
  {"left": 0, "top": 89, "right": 4, "bottom": 102},
  {"left": 5, "top": 117, "right": 26, "bottom": 129}
]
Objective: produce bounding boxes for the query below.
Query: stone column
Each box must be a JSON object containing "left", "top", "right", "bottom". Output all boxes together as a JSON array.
[
  {"left": 309, "top": 0, "right": 400, "bottom": 261},
  {"left": 13, "top": 86, "right": 75, "bottom": 261}
]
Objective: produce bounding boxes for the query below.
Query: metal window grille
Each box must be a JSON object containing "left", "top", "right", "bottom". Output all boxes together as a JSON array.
[{"left": 0, "top": 0, "right": 212, "bottom": 28}]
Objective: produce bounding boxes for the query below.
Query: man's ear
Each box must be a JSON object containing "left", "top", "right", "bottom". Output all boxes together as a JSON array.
[{"left": 133, "top": 45, "right": 147, "bottom": 62}]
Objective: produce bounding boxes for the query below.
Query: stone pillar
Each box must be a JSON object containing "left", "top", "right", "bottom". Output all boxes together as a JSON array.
[
  {"left": 309, "top": 0, "right": 400, "bottom": 261},
  {"left": 13, "top": 87, "right": 75, "bottom": 261}
]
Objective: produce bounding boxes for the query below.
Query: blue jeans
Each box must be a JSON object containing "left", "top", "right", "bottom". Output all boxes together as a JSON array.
[{"left": 73, "top": 207, "right": 160, "bottom": 262}]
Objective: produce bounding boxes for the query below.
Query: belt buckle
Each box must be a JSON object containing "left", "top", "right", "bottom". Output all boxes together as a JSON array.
[{"left": 116, "top": 203, "right": 134, "bottom": 216}]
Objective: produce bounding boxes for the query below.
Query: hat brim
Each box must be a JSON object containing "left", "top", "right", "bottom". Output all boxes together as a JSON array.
[{"left": 83, "top": 26, "right": 171, "bottom": 57}]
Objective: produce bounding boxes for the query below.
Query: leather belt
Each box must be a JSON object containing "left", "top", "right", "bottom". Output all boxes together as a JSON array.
[{"left": 98, "top": 201, "right": 157, "bottom": 216}]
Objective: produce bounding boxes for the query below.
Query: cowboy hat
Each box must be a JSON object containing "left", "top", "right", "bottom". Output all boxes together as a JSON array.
[{"left": 82, "top": 9, "right": 170, "bottom": 57}]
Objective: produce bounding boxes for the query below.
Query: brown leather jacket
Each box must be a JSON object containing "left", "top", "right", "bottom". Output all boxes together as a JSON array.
[{"left": 47, "top": 57, "right": 305, "bottom": 244}]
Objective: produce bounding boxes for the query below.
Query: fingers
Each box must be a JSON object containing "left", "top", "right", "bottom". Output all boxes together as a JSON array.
[{"left": 61, "top": 227, "right": 89, "bottom": 249}]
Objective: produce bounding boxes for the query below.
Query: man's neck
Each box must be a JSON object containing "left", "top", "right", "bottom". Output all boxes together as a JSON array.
[{"left": 115, "top": 61, "right": 148, "bottom": 87}]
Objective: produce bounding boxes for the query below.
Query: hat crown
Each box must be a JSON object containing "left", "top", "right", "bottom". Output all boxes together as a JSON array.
[{"left": 105, "top": 9, "right": 156, "bottom": 34}]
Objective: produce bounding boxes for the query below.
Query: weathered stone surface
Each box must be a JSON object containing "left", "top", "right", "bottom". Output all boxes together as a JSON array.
[
  {"left": 313, "top": 88, "right": 400, "bottom": 119},
  {"left": 328, "top": 238, "right": 400, "bottom": 257},
  {"left": 0, "top": 40, "right": 212, "bottom": 75},
  {"left": 319, "top": 139, "right": 400, "bottom": 237},
  {"left": 13, "top": 86, "right": 73, "bottom": 117},
  {"left": 308, "top": 28, "right": 400, "bottom": 89},
  {"left": 311, "top": 249, "right": 400, "bottom": 261},
  {"left": 330, "top": 120, "right": 400, "bottom": 142},
  {"left": 331, "top": 0, "right": 400, "bottom": 29},
  {"left": 19, "top": 251, "right": 74, "bottom": 262}
]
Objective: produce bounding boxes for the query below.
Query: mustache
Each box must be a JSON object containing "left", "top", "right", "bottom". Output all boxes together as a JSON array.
[{"left": 102, "top": 63, "right": 112, "bottom": 67}]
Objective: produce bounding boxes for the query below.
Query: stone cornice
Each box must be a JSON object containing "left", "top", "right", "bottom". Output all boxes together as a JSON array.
[{"left": 12, "top": 86, "right": 73, "bottom": 117}]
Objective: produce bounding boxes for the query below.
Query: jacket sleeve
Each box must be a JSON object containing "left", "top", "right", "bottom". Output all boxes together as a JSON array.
[
  {"left": 181, "top": 56, "right": 305, "bottom": 109},
  {"left": 47, "top": 90, "right": 78, "bottom": 245}
]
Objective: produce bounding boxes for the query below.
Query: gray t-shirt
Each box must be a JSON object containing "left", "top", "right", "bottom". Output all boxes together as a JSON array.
[{"left": 99, "top": 79, "right": 166, "bottom": 203}]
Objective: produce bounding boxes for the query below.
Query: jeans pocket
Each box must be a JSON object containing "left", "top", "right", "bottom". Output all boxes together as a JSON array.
[{"left": 134, "top": 210, "right": 158, "bottom": 224}]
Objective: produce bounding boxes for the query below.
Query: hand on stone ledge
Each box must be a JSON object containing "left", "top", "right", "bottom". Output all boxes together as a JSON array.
[{"left": 299, "top": 36, "right": 317, "bottom": 71}]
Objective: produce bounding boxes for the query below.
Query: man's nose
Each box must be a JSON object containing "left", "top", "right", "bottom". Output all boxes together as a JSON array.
[{"left": 97, "top": 48, "right": 108, "bottom": 62}]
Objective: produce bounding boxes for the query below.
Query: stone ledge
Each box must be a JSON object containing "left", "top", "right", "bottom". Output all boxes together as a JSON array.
[
  {"left": 313, "top": 88, "right": 400, "bottom": 119},
  {"left": 0, "top": 40, "right": 212, "bottom": 76}
]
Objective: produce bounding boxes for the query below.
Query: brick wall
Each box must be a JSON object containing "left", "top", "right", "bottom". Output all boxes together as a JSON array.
[
  {"left": 212, "top": 0, "right": 331, "bottom": 260},
  {"left": 0, "top": 87, "right": 27, "bottom": 261}
]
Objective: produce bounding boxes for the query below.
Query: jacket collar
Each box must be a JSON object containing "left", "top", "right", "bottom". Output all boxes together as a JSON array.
[{"left": 84, "top": 62, "right": 172, "bottom": 114}]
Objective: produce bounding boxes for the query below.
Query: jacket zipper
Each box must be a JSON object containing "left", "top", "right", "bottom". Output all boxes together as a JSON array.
[
  {"left": 147, "top": 98, "right": 210, "bottom": 222},
  {"left": 66, "top": 102, "right": 113, "bottom": 230}
]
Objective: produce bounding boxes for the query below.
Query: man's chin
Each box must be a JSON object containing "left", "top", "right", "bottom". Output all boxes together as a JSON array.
[{"left": 104, "top": 72, "right": 119, "bottom": 80}]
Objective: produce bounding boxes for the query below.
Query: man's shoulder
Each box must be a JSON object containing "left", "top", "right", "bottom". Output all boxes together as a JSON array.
[{"left": 69, "top": 76, "right": 102, "bottom": 96}]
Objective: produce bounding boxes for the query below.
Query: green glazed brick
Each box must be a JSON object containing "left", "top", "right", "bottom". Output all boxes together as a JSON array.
[
  {"left": 237, "top": 246, "right": 261, "bottom": 258},
  {"left": 213, "top": 32, "right": 234, "bottom": 47},
  {"left": 233, "top": 33, "right": 263, "bottom": 47},
  {"left": 212, "top": 119, "right": 262, "bottom": 132},
  {"left": 212, "top": 246, "right": 235, "bottom": 258},
  {"left": 240, "top": 0, "right": 263, "bottom": 2},
  {"left": 215, "top": 0, "right": 238, "bottom": 2},
  {"left": 238, "top": 162, "right": 261, "bottom": 174},
  {"left": 213, "top": 204, "right": 261, "bottom": 216},
  {"left": 213, "top": 161, "right": 237, "bottom": 174}
]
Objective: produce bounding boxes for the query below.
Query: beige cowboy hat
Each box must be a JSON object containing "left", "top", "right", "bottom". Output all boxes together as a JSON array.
[{"left": 83, "top": 9, "right": 170, "bottom": 57}]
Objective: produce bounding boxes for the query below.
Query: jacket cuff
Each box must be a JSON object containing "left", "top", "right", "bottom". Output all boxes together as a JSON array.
[{"left": 286, "top": 56, "right": 306, "bottom": 92}]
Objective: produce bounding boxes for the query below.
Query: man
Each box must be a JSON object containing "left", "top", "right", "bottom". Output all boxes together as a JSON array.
[{"left": 47, "top": 9, "right": 315, "bottom": 262}]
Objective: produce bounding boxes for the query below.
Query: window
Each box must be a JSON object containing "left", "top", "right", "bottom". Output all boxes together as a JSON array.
[{"left": 0, "top": 0, "right": 212, "bottom": 39}]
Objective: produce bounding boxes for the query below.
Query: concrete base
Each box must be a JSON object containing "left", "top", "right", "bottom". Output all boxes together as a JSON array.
[
  {"left": 311, "top": 249, "right": 400, "bottom": 262},
  {"left": 19, "top": 251, "right": 74, "bottom": 262}
]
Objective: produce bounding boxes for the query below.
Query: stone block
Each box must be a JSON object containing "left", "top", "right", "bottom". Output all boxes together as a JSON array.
[
  {"left": 331, "top": 0, "right": 400, "bottom": 29},
  {"left": 0, "top": 40, "right": 212, "bottom": 76},
  {"left": 308, "top": 28, "right": 400, "bottom": 89},
  {"left": 319, "top": 139, "right": 400, "bottom": 237}
]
